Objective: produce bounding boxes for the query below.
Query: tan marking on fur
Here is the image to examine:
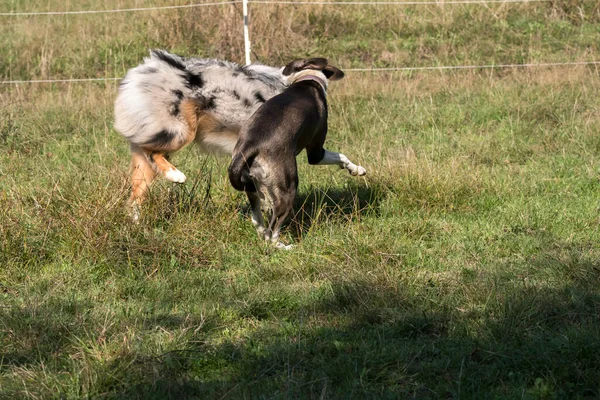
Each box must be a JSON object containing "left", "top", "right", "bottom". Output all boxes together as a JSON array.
[
  {"left": 129, "top": 147, "right": 157, "bottom": 208},
  {"left": 151, "top": 152, "right": 177, "bottom": 176},
  {"left": 195, "top": 112, "right": 222, "bottom": 136},
  {"left": 129, "top": 98, "right": 201, "bottom": 201},
  {"left": 127, "top": 100, "right": 240, "bottom": 212},
  {"left": 179, "top": 98, "right": 201, "bottom": 147},
  {"left": 141, "top": 98, "right": 201, "bottom": 153},
  {"left": 194, "top": 112, "right": 239, "bottom": 154}
]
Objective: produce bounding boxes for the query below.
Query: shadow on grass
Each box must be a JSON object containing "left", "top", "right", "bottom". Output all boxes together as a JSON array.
[
  {"left": 139, "top": 158, "right": 219, "bottom": 224},
  {"left": 0, "top": 303, "right": 212, "bottom": 372},
  {"left": 0, "top": 299, "right": 93, "bottom": 371},
  {"left": 228, "top": 180, "right": 385, "bottom": 242},
  {"left": 3, "top": 240, "right": 600, "bottom": 399},
  {"left": 105, "top": 248, "right": 600, "bottom": 399},
  {"left": 289, "top": 182, "right": 385, "bottom": 239}
]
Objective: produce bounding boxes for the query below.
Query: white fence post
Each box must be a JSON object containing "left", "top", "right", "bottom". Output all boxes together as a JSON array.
[{"left": 242, "top": 0, "right": 251, "bottom": 65}]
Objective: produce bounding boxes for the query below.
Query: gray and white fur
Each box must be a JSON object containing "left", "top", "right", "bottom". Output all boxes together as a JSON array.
[
  {"left": 115, "top": 50, "right": 286, "bottom": 150},
  {"left": 114, "top": 50, "right": 290, "bottom": 218}
]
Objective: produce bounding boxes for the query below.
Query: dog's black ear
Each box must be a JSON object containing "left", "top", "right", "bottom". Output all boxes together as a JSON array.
[
  {"left": 304, "top": 58, "right": 329, "bottom": 70},
  {"left": 323, "top": 65, "right": 345, "bottom": 81},
  {"left": 282, "top": 59, "right": 306, "bottom": 76},
  {"left": 282, "top": 58, "right": 329, "bottom": 75}
]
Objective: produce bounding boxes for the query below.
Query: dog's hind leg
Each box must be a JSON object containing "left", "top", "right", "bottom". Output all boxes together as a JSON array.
[
  {"left": 150, "top": 152, "right": 187, "bottom": 183},
  {"left": 129, "top": 145, "right": 157, "bottom": 221},
  {"left": 308, "top": 149, "right": 367, "bottom": 176},
  {"left": 141, "top": 98, "right": 202, "bottom": 184}
]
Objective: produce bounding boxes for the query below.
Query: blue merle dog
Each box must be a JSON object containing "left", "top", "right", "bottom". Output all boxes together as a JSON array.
[{"left": 114, "top": 50, "right": 288, "bottom": 219}]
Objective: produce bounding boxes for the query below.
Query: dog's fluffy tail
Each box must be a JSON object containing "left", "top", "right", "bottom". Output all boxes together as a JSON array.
[{"left": 228, "top": 149, "right": 258, "bottom": 192}]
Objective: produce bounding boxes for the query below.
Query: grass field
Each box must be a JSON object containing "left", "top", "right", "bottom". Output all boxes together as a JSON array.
[{"left": 2, "top": 0, "right": 600, "bottom": 398}]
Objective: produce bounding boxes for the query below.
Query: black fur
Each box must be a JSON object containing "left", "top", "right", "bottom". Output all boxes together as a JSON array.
[
  {"left": 185, "top": 72, "right": 204, "bottom": 89},
  {"left": 228, "top": 76, "right": 328, "bottom": 244},
  {"left": 254, "top": 91, "right": 266, "bottom": 103},
  {"left": 170, "top": 90, "right": 184, "bottom": 116},
  {"left": 152, "top": 50, "right": 186, "bottom": 71},
  {"left": 307, "top": 147, "right": 326, "bottom": 165},
  {"left": 146, "top": 129, "right": 177, "bottom": 148},
  {"left": 204, "top": 96, "right": 216, "bottom": 110},
  {"left": 228, "top": 150, "right": 258, "bottom": 192}
]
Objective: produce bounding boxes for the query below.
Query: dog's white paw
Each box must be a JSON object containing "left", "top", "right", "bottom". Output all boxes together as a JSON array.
[
  {"left": 129, "top": 203, "right": 141, "bottom": 224},
  {"left": 164, "top": 169, "right": 187, "bottom": 183},
  {"left": 265, "top": 234, "right": 294, "bottom": 250},
  {"left": 348, "top": 165, "right": 367, "bottom": 176},
  {"left": 274, "top": 241, "right": 295, "bottom": 250}
]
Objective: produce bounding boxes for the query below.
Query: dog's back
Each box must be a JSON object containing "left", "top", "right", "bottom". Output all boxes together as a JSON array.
[{"left": 114, "top": 50, "right": 287, "bottom": 151}]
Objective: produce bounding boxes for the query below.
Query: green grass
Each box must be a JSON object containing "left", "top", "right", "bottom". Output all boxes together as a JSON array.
[{"left": 2, "top": 1, "right": 600, "bottom": 398}]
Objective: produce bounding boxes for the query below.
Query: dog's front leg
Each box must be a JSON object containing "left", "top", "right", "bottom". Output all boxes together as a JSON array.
[
  {"left": 264, "top": 191, "right": 295, "bottom": 250},
  {"left": 314, "top": 149, "right": 367, "bottom": 176},
  {"left": 246, "top": 192, "right": 266, "bottom": 236}
]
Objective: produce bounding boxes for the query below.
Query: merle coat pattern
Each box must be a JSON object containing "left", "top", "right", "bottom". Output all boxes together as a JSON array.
[{"left": 114, "top": 50, "right": 288, "bottom": 218}]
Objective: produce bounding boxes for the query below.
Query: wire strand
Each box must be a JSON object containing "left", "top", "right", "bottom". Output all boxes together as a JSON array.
[
  {"left": 1, "top": 78, "right": 122, "bottom": 84},
  {"left": 0, "top": 0, "right": 551, "bottom": 16},
  {"left": 2, "top": 61, "right": 598, "bottom": 85},
  {"left": 250, "top": 0, "right": 549, "bottom": 4},
  {"left": 345, "top": 61, "right": 600, "bottom": 72},
  {"left": 0, "top": 1, "right": 242, "bottom": 16}
]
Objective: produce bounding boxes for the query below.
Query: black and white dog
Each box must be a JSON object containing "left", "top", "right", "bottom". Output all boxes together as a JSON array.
[
  {"left": 228, "top": 58, "right": 366, "bottom": 249},
  {"left": 114, "top": 50, "right": 289, "bottom": 218},
  {"left": 114, "top": 51, "right": 365, "bottom": 224}
]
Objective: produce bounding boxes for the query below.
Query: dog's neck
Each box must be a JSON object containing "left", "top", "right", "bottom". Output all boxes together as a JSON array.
[{"left": 291, "top": 70, "right": 328, "bottom": 92}]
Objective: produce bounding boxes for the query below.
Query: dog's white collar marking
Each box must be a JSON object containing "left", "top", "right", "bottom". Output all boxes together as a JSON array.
[{"left": 291, "top": 70, "right": 328, "bottom": 91}]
